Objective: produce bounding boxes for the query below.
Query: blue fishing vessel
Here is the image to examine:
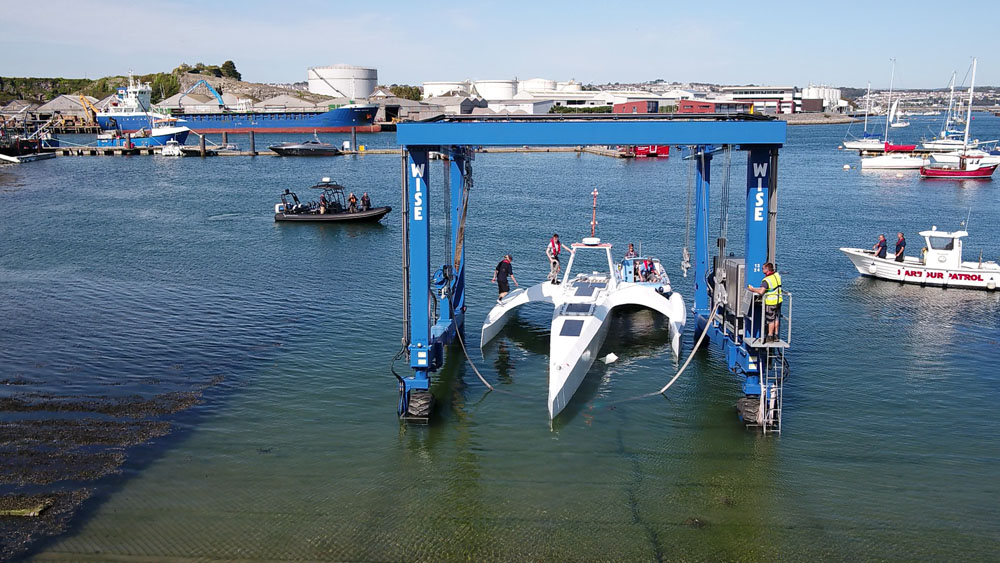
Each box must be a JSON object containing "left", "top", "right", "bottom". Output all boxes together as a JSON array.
[{"left": 97, "top": 73, "right": 378, "bottom": 134}]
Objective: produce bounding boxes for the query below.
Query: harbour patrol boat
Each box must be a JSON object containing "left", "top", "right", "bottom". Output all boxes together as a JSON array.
[{"left": 840, "top": 227, "right": 1000, "bottom": 290}]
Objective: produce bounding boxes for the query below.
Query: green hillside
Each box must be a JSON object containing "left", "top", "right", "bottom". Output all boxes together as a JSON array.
[{"left": 0, "top": 61, "right": 240, "bottom": 105}]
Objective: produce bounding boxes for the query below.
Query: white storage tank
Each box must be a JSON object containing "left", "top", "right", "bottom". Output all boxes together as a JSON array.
[
  {"left": 558, "top": 80, "right": 583, "bottom": 92},
  {"left": 423, "top": 81, "right": 470, "bottom": 98},
  {"left": 519, "top": 78, "right": 557, "bottom": 92},
  {"left": 308, "top": 65, "right": 378, "bottom": 100},
  {"left": 473, "top": 79, "right": 517, "bottom": 101}
]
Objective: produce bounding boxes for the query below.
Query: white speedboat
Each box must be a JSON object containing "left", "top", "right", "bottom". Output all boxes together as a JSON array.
[
  {"left": 840, "top": 227, "right": 1000, "bottom": 290},
  {"left": 160, "top": 140, "right": 183, "bottom": 156},
  {"left": 860, "top": 154, "right": 926, "bottom": 169},
  {"left": 480, "top": 237, "right": 686, "bottom": 418}
]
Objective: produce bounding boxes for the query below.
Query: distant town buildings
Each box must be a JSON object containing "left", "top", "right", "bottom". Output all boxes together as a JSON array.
[{"left": 412, "top": 76, "right": 849, "bottom": 117}]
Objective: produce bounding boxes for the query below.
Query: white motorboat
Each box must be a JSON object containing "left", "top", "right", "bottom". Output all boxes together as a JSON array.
[
  {"left": 840, "top": 227, "right": 1000, "bottom": 290},
  {"left": 860, "top": 153, "right": 926, "bottom": 169},
  {"left": 480, "top": 238, "right": 687, "bottom": 419},
  {"left": 160, "top": 140, "right": 183, "bottom": 156}
]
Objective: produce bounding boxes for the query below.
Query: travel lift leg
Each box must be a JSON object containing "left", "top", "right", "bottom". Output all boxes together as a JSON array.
[
  {"left": 695, "top": 145, "right": 787, "bottom": 432},
  {"left": 399, "top": 146, "right": 470, "bottom": 423}
]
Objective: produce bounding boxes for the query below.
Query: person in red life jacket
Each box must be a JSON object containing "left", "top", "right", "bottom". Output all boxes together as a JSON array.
[
  {"left": 894, "top": 232, "right": 906, "bottom": 262},
  {"left": 873, "top": 234, "right": 887, "bottom": 259},
  {"left": 491, "top": 254, "right": 518, "bottom": 303},
  {"left": 546, "top": 233, "right": 568, "bottom": 284}
]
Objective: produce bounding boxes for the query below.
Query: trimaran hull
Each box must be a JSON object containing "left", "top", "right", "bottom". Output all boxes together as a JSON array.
[{"left": 481, "top": 278, "right": 686, "bottom": 419}]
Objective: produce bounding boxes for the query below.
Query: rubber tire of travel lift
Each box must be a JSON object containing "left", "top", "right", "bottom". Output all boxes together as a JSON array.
[{"left": 406, "top": 390, "right": 434, "bottom": 420}]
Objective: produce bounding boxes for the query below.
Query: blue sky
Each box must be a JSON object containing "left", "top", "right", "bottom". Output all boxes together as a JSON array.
[{"left": 2, "top": 1, "right": 996, "bottom": 88}]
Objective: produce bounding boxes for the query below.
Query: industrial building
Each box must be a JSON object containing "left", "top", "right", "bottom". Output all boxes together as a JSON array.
[
  {"left": 677, "top": 99, "right": 754, "bottom": 114},
  {"left": 308, "top": 65, "right": 377, "bottom": 100},
  {"left": 718, "top": 86, "right": 798, "bottom": 114}
]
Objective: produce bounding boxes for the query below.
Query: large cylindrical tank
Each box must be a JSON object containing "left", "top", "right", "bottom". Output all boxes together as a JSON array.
[
  {"left": 422, "top": 81, "right": 470, "bottom": 98},
  {"left": 308, "top": 65, "right": 378, "bottom": 100},
  {"left": 473, "top": 79, "right": 517, "bottom": 101},
  {"left": 519, "top": 78, "right": 557, "bottom": 92},
  {"left": 557, "top": 81, "right": 583, "bottom": 92}
]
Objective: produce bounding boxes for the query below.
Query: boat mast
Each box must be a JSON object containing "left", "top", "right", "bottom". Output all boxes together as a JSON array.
[
  {"left": 963, "top": 58, "right": 976, "bottom": 151},
  {"left": 942, "top": 72, "right": 956, "bottom": 137},
  {"left": 863, "top": 82, "right": 871, "bottom": 135},
  {"left": 884, "top": 58, "right": 895, "bottom": 140},
  {"left": 590, "top": 188, "right": 599, "bottom": 237}
]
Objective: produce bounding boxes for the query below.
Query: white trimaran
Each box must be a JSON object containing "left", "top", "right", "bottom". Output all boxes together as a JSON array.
[{"left": 480, "top": 190, "right": 686, "bottom": 419}]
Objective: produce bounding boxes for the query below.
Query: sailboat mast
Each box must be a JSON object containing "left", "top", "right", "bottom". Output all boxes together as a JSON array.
[
  {"left": 963, "top": 58, "right": 976, "bottom": 150},
  {"left": 885, "top": 59, "right": 895, "bottom": 140},
  {"left": 863, "top": 82, "right": 871, "bottom": 134},
  {"left": 943, "top": 72, "right": 956, "bottom": 137}
]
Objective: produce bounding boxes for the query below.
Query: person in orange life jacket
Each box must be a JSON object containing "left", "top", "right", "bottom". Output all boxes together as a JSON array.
[
  {"left": 491, "top": 254, "right": 518, "bottom": 303},
  {"left": 546, "top": 234, "right": 571, "bottom": 284},
  {"left": 348, "top": 192, "right": 358, "bottom": 213}
]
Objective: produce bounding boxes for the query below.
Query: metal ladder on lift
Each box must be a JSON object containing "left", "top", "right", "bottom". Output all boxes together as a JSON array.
[
  {"left": 758, "top": 290, "right": 791, "bottom": 433},
  {"left": 760, "top": 343, "right": 785, "bottom": 433}
]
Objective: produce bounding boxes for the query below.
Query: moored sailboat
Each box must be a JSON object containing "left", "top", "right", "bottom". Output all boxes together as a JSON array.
[{"left": 920, "top": 58, "right": 996, "bottom": 179}]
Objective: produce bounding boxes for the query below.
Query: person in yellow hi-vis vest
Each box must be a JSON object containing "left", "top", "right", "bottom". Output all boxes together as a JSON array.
[{"left": 747, "top": 262, "right": 782, "bottom": 343}]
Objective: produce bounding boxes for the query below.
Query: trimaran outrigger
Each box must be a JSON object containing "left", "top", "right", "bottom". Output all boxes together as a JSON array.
[{"left": 480, "top": 190, "right": 686, "bottom": 419}]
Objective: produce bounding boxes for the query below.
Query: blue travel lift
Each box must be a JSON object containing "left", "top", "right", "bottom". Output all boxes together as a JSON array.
[{"left": 395, "top": 115, "right": 790, "bottom": 432}]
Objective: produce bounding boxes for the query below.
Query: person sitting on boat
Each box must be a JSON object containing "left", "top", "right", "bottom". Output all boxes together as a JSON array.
[
  {"left": 873, "top": 234, "right": 887, "bottom": 259},
  {"left": 360, "top": 192, "right": 371, "bottom": 211},
  {"left": 319, "top": 193, "right": 328, "bottom": 215},
  {"left": 624, "top": 243, "right": 638, "bottom": 259},
  {"left": 491, "top": 254, "right": 518, "bottom": 303},
  {"left": 747, "top": 262, "right": 783, "bottom": 343},
  {"left": 546, "top": 233, "right": 565, "bottom": 284},
  {"left": 895, "top": 232, "right": 906, "bottom": 262},
  {"left": 348, "top": 192, "right": 358, "bottom": 213}
]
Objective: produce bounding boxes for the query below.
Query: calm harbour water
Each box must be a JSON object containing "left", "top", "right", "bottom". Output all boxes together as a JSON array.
[{"left": 2, "top": 119, "right": 999, "bottom": 561}]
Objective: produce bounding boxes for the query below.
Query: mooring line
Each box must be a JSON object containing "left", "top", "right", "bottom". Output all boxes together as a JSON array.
[{"left": 596, "top": 302, "right": 721, "bottom": 409}]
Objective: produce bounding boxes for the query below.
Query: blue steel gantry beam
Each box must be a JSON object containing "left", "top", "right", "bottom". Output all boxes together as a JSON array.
[{"left": 395, "top": 115, "right": 788, "bottom": 430}]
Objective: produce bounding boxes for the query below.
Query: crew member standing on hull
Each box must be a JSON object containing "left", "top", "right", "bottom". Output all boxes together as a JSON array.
[
  {"left": 747, "top": 262, "right": 783, "bottom": 343},
  {"left": 546, "top": 234, "right": 565, "bottom": 284},
  {"left": 895, "top": 232, "right": 906, "bottom": 262},
  {"left": 491, "top": 254, "right": 518, "bottom": 303}
]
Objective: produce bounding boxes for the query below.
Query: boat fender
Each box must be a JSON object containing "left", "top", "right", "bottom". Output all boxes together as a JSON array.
[
  {"left": 988, "top": 280, "right": 996, "bottom": 290},
  {"left": 868, "top": 263, "right": 877, "bottom": 274}
]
